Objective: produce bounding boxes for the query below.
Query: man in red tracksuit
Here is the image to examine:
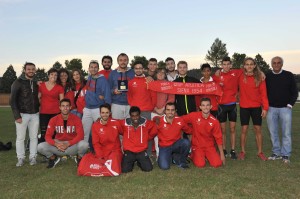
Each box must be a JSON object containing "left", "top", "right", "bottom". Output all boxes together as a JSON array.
[
  {"left": 78, "top": 103, "right": 123, "bottom": 176},
  {"left": 38, "top": 98, "right": 89, "bottom": 168},
  {"left": 182, "top": 98, "right": 225, "bottom": 168},
  {"left": 156, "top": 102, "right": 191, "bottom": 170},
  {"left": 119, "top": 106, "right": 157, "bottom": 173}
]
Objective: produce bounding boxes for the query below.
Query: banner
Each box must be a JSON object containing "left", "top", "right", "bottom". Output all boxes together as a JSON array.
[{"left": 148, "top": 81, "right": 223, "bottom": 96}]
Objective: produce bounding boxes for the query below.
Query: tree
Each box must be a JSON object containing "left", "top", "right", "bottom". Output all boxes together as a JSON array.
[
  {"left": 231, "top": 53, "right": 246, "bottom": 69},
  {"left": 158, "top": 61, "right": 166, "bottom": 69},
  {"left": 205, "top": 38, "right": 229, "bottom": 67},
  {"left": 65, "top": 58, "right": 83, "bottom": 71},
  {"left": 0, "top": 65, "right": 17, "bottom": 93},
  {"left": 254, "top": 54, "right": 271, "bottom": 74},
  {"left": 130, "top": 56, "right": 148, "bottom": 69},
  {"left": 52, "top": 61, "right": 63, "bottom": 70},
  {"left": 33, "top": 68, "right": 48, "bottom": 81}
]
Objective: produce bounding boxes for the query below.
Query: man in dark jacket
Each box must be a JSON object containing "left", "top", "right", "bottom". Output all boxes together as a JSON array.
[{"left": 10, "top": 62, "right": 40, "bottom": 167}]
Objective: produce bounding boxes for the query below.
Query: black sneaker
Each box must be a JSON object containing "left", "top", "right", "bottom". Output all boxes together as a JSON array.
[
  {"left": 177, "top": 163, "right": 189, "bottom": 169},
  {"left": 47, "top": 156, "right": 61, "bottom": 168},
  {"left": 230, "top": 150, "right": 237, "bottom": 160},
  {"left": 282, "top": 156, "right": 290, "bottom": 164},
  {"left": 223, "top": 149, "right": 228, "bottom": 158}
]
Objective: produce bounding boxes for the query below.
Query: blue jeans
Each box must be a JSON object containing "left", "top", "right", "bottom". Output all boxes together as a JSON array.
[
  {"left": 158, "top": 139, "right": 190, "bottom": 170},
  {"left": 267, "top": 107, "right": 292, "bottom": 157}
]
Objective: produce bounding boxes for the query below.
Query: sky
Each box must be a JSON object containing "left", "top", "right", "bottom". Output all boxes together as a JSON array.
[{"left": 0, "top": 0, "right": 300, "bottom": 76}]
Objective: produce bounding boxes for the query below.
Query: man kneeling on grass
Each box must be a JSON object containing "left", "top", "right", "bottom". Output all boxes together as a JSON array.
[
  {"left": 182, "top": 98, "right": 225, "bottom": 168},
  {"left": 155, "top": 102, "right": 191, "bottom": 170},
  {"left": 38, "top": 99, "right": 89, "bottom": 168},
  {"left": 119, "top": 106, "right": 157, "bottom": 173}
]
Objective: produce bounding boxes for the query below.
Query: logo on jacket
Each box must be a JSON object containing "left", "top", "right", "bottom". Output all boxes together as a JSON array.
[
  {"left": 177, "top": 122, "right": 182, "bottom": 126},
  {"left": 209, "top": 122, "right": 213, "bottom": 126},
  {"left": 231, "top": 73, "right": 236, "bottom": 76},
  {"left": 99, "top": 128, "right": 104, "bottom": 134}
]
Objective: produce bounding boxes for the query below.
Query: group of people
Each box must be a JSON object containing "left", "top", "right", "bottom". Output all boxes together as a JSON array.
[{"left": 9, "top": 53, "right": 298, "bottom": 176}]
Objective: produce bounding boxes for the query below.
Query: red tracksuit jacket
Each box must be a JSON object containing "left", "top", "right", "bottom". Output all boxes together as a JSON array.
[
  {"left": 156, "top": 116, "right": 191, "bottom": 147},
  {"left": 119, "top": 117, "right": 157, "bottom": 153},
  {"left": 92, "top": 118, "right": 122, "bottom": 159},
  {"left": 127, "top": 76, "right": 157, "bottom": 111},
  {"left": 238, "top": 74, "right": 269, "bottom": 110},
  {"left": 45, "top": 113, "right": 84, "bottom": 146},
  {"left": 213, "top": 69, "right": 243, "bottom": 105},
  {"left": 182, "top": 112, "right": 222, "bottom": 149}
]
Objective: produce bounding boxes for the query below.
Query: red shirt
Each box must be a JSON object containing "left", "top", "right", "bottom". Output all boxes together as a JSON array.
[
  {"left": 198, "top": 77, "right": 219, "bottom": 111},
  {"left": 238, "top": 74, "right": 269, "bottom": 110},
  {"left": 182, "top": 112, "right": 222, "bottom": 149},
  {"left": 39, "top": 82, "right": 64, "bottom": 114},
  {"left": 156, "top": 116, "right": 191, "bottom": 147},
  {"left": 45, "top": 113, "right": 84, "bottom": 146},
  {"left": 98, "top": 69, "right": 112, "bottom": 80},
  {"left": 92, "top": 118, "right": 122, "bottom": 158},
  {"left": 213, "top": 69, "right": 243, "bottom": 105},
  {"left": 119, "top": 118, "right": 157, "bottom": 153},
  {"left": 127, "top": 76, "right": 157, "bottom": 111},
  {"left": 74, "top": 83, "right": 86, "bottom": 114},
  {"left": 63, "top": 85, "right": 75, "bottom": 110}
]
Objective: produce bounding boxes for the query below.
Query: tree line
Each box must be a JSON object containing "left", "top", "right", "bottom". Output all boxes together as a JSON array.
[{"left": 0, "top": 38, "right": 299, "bottom": 93}]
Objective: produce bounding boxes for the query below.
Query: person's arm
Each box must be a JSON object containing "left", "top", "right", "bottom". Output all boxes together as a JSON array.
[
  {"left": 259, "top": 80, "right": 268, "bottom": 118},
  {"left": 217, "top": 144, "right": 225, "bottom": 165},
  {"left": 181, "top": 119, "right": 193, "bottom": 135},
  {"left": 45, "top": 118, "right": 57, "bottom": 146},
  {"left": 288, "top": 73, "right": 299, "bottom": 107},
  {"left": 213, "top": 122, "right": 225, "bottom": 165},
  {"left": 92, "top": 122, "right": 102, "bottom": 157},
  {"left": 10, "top": 80, "right": 21, "bottom": 122},
  {"left": 68, "top": 117, "right": 84, "bottom": 146},
  {"left": 102, "top": 78, "right": 112, "bottom": 104},
  {"left": 148, "top": 121, "right": 158, "bottom": 140}
]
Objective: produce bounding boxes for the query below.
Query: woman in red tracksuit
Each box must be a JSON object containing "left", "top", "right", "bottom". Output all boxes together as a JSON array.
[{"left": 238, "top": 57, "right": 269, "bottom": 161}]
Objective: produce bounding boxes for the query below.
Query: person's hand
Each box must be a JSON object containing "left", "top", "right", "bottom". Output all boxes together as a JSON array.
[
  {"left": 55, "top": 142, "right": 66, "bottom": 152},
  {"left": 220, "top": 153, "right": 226, "bottom": 165},
  {"left": 99, "top": 95, "right": 104, "bottom": 100},
  {"left": 113, "top": 88, "right": 121, "bottom": 95},
  {"left": 261, "top": 110, "right": 267, "bottom": 118},
  {"left": 15, "top": 118, "right": 22, "bottom": 123},
  {"left": 146, "top": 76, "right": 154, "bottom": 83}
]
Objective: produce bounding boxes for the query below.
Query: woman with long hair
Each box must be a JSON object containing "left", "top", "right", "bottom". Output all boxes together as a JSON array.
[
  {"left": 70, "top": 69, "right": 86, "bottom": 118},
  {"left": 238, "top": 57, "right": 269, "bottom": 161}
]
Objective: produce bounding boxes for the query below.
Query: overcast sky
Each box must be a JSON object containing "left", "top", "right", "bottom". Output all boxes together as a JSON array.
[{"left": 1, "top": 0, "right": 299, "bottom": 76}]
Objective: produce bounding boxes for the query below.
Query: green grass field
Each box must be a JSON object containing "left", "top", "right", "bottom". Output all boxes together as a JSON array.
[{"left": 0, "top": 106, "right": 300, "bottom": 199}]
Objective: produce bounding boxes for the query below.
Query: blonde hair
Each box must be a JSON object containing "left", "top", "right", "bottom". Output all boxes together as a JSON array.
[{"left": 243, "top": 57, "right": 262, "bottom": 87}]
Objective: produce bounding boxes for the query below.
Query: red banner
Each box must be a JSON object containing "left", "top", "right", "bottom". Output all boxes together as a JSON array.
[{"left": 148, "top": 81, "right": 223, "bottom": 96}]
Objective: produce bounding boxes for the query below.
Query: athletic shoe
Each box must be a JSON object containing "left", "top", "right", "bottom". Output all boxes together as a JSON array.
[
  {"left": 230, "top": 150, "right": 237, "bottom": 160},
  {"left": 282, "top": 156, "right": 290, "bottom": 164},
  {"left": 223, "top": 149, "right": 228, "bottom": 158},
  {"left": 238, "top": 152, "right": 245, "bottom": 160},
  {"left": 16, "top": 158, "right": 25, "bottom": 167},
  {"left": 29, "top": 157, "right": 37, "bottom": 166},
  {"left": 47, "top": 156, "right": 61, "bottom": 168},
  {"left": 268, "top": 153, "right": 282, "bottom": 160},
  {"left": 257, "top": 152, "right": 268, "bottom": 161},
  {"left": 177, "top": 163, "right": 189, "bottom": 169},
  {"left": 74, "top": 156, "right": 82, "bottom": 167},
  {"left": 61, "top": 155, "right": 68, "bottom": 162}
]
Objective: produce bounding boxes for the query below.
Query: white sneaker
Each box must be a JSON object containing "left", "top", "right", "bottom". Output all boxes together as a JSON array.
[
  {"left": 16, "top": 158, "right": 25, "bottom": 167},
  {"left": 29, "top": 157, "right": 37, "bottom": 166}
]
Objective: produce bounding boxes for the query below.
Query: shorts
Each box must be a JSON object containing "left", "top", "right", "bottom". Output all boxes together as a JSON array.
[
  {"left": 217, "top": 104, "right": 237, "bottom": 123},
  {"left": 240, "top": 107, "right": 262, "bottom": 126}
]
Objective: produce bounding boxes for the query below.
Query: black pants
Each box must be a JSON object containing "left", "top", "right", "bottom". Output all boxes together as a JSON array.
[
  {"left": 39, "top": 113, "right": 58, "bottom": 143},
  {"left": 122, "top": 150, "right": 153, "bottom": 173}
]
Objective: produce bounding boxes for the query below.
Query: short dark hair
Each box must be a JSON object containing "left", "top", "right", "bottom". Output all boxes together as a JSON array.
[
  {"left": 100, "top": 103, "right": 111, "bottom": 112},
  {"left": 200, "top": 63, "right": 211, "bottom": 71},
  {"left": 129, "top": 106, "right": 141, "bottom": 115},
  {"left": 133, "top": 61, "right": 144, "bottom": 68},
  {"left": 222, "top": 57, "right": 231, "bottom": 64},
  {"left": 47, "top": 68, "right": 58, "bottom": 76},
  {"left": 23, "top": 62, "right": 35, "bottom": 71},
  {"left": 89, "top": 60, "right": 99, "bottom": 68},
  {"left": 60, "top": 98, "right": 71, "bottom": 105},
  {"left": 200, "top": 97, "right": 211, "bottom": 104},
  {"left": 149, "top": 58, "right": 157, "bottom": 63},
  {"left": 102, "top": 55, "right": 113, "bottom": 63},
  {"left": 165, "top": 102, "right": 176, "bottom": 110},
  {"left": 117, "top": 53, "right": 129, "bottom": 61},
  {"left": 165, "top": 57, "right": 175, "bottom": 63}
]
